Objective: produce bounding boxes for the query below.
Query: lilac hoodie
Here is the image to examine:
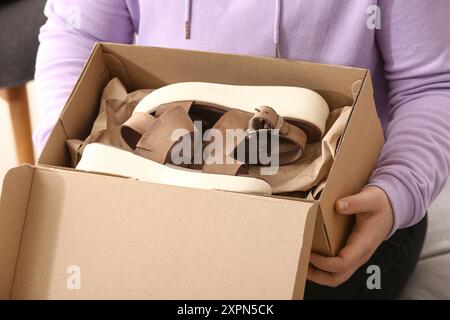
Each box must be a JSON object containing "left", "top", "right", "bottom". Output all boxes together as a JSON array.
[{"left": 35, "top": 0, "right": 450, "bottom": 236}]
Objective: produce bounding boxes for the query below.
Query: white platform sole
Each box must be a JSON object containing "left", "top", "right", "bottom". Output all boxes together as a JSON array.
[
  {"left": 77, "top": 143, "right": 272, "bottom": 195},
  {"left": 134, "top": 82, "right": 330, "bottom": 137}
]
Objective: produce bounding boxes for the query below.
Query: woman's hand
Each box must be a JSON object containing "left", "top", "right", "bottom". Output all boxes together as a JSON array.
[{"left": 307, "top": 186, "right": 394, "bottom": 287}]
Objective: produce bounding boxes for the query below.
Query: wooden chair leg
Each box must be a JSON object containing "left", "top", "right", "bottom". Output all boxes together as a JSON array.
[{"left": 2, "top": 85, "right": 35, "bottom": 164}]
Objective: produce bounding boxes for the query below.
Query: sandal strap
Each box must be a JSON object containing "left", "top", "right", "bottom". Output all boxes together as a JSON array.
[
  {"left": 122, "top": 112, "right": 155, "bottom": 138},
  {"left": 202, "top": 109, "right": 251, "bottom": 176},
  {"left": 121, "top": 102, "right": 307, "bottom": 175},
  {"left": 203, "top": 106, "right": 308, "bottom": 175},
  {"left": 155, "top": 101, "right": 194, "bottom": 117},
  {"left": 121, "top": 106, "right": 195, "bottom": 164},
  {"left": 248, "top": 106, "right": 307, "bottom": 165}
]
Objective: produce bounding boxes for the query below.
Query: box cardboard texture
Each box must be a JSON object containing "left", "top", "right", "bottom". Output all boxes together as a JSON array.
[{"left": 0, "top": 43, "right": 384, "bottom": 300}]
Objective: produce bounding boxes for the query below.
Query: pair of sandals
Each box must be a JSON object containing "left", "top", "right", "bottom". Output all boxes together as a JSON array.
[{"left": 77, "top": 82, "right": 330, "bottom": 195}]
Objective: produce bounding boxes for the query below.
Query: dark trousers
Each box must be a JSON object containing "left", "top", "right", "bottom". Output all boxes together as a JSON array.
[{"left": 304, "top": 215, "right": 428, "bottom": 300}]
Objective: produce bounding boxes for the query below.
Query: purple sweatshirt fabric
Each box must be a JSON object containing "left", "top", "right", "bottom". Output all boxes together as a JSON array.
[{"left": 34, "top": 0, "right": 450, "bottom": 236}]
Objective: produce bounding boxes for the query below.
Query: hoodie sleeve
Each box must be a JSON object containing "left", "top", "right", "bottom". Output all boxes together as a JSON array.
[
  {"left": 34, "top": 0, "right": 134, "bottom": 153},
  {"left": 369, "top": 0, "right": 450, "bottom": 236}
]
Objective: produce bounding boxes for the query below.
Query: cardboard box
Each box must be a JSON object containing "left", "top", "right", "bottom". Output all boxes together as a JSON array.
[{"left": 0, "top": 43, "right": 384, "bottom": 299}]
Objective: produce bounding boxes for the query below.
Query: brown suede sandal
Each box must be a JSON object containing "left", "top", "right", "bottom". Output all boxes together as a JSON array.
[
  {"left": 77, "top": 83, "right": 330, "bottom": 195},
  {"left": 77, "top": 103, "right": 272, "bottom": 194}
]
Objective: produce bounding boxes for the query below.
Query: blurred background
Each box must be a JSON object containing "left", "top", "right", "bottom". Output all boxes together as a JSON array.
[
  {"left": 0, "top": 0, "right": 46, "bottom": 188},
  {"left": 0, "top": 83, "right": 39, "bottom": 189}
]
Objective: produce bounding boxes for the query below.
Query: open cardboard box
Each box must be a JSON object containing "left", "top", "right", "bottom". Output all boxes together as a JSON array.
[{"left": 0, "top": 43, "right": 384, "bottom": 300}]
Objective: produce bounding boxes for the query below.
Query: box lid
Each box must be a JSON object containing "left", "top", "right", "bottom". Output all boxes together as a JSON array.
[{"left": 0, "top": 165, "right": 317, "bottom": 300}]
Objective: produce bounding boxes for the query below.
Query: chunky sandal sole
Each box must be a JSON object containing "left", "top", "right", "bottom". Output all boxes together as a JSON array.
[
  {"left": 77, "top": 143, "right": 272, "bottom": 195},
  {"left": 133, "top": 82, "right": 330, "bottom": 139}
]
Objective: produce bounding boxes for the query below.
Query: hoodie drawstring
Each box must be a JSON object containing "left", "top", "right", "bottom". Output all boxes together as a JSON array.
[
  {"left": 185, "top": 0, "right": 192, "bottom": 39},
  {"left": 184, "top": 0, "right": 282, "bottom": 58},
  {"left": 274, "top": 0, "right": 282, "bottom": 58}
]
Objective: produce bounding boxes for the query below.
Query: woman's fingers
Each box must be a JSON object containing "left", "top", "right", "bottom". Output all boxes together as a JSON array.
[
  {"left": 309, "top": 187, "right": 394, "bottom": 288},
  {"left": 335, "top": 187, "right": 381, "bottom": 215},
  {"left": 307, "top": 265, "right": 355, "bottom": 288},
  {"left": 309, "top": 225, "right": 374, "bottom": 274}
]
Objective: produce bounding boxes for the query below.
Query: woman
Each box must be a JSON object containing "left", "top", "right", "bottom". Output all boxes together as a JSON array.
[{"left": 34, "top": 0, "right": 450, "bottom": 299}]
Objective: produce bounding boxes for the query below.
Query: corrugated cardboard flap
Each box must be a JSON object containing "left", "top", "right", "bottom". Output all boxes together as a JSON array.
[
  {"left": 0, "top": 165, "right": 34, "bottom": 299},
  {"left": 318, "top": 72, "right": 385, "bottom": 255},
  {"left": 0, "top": 166, "right": 317, "bottom": 300}
]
